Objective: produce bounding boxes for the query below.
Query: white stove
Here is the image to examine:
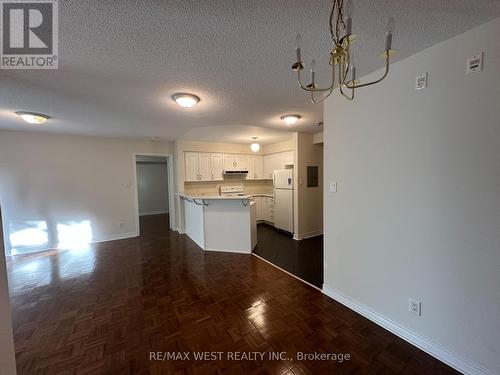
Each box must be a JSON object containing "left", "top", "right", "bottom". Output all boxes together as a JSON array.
[{"left": 219, "top": 184, "right": 245, "bottom": 197}]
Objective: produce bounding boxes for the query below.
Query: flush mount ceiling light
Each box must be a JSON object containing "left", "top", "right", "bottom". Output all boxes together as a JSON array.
[
  {"left": 171, "top": 93, "right": 200, "bottom": 108},
  {"left": 280, "top": 114, "right": 301, "bottom": 125},
  {"left": 291, "top": 0, "right": 396, "bottom": 103},
  {"left": 250, "top": 137, "right": 260, "bottom": 152},
  {"left": 15, "top": 111, "right": 50, "bottom": 125}
]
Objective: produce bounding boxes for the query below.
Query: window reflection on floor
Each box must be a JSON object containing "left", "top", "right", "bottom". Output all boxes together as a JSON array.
[
  {"left": 6, "top": 220, "right": 96, "bottom": 292},
  {"left": 57, "top": 220, "right": 92, "bottom": 251},
  {"left": 9, "top": 220, "right": 49, "bottom": 255},
  {"left": 8, "top": 254, "right": 53, "bottom": 291}
]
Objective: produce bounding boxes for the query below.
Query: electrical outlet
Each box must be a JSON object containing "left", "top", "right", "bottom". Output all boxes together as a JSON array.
[
  {"left": 409, "top": 298, "right": 421, "bottom": 316},
  {"left": 466, "top": 53, "right": 483, "bottom": 74},
  {"left": 415, "top": 72, "right": 427, "bottom": 90}
]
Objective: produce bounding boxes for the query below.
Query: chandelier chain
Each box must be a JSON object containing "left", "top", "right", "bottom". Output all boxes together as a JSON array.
[{"left": 329, "top": 0, "right": 345, "bottom": 45}]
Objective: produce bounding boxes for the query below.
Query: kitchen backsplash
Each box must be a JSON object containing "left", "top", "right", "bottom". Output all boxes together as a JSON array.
[{"left": 184, "top": 177, "right": 273, "bottom": 195}]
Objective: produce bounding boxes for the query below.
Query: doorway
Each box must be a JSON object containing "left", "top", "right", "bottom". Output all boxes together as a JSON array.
[{"left": 133, "top": 154, "right": 175, "bottom": 236}]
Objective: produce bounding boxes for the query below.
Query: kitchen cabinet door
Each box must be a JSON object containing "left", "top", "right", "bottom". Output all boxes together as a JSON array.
[
  {"left": 274, "top": 152, "right": 286, "bottom": 171},
  {"left": 246, "top": 156, "right": 255, "bottom": 179},
  {"left": 235, "top": 154, "right": 247, "bottom": 169},
  {"left": 254, "top": 155, "right": 264, "bottom": 179},
  {"left": 255, "top": 197, "right": 262, "bottom": 220},
  {"left": 264, "top": 153, "right": 284, "bottom": 179},
  {"left": 185, "top": 152, "right": 199, "bottom": 182},
  {"left": 198, "top": 153, "right": 212, "bottom": 181},
  {"left": 223, "top": 154, "right": 235, "bottom": 169},
  {"left": 284, "top": 150, "right": 294, "bottom": 166},
  {"left": 263, "top": 154, "right": 273, "bottom": 179},
  {"left": 210, "top": 153, "right": 223, "bottom": 181},
  {"left": 267, "top": 197, "right": 274, "bottom": 223}
]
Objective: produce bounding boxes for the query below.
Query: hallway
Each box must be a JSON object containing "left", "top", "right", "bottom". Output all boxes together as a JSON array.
[{"left": 6, "top": 215, "right": 457, "bottom": 374}]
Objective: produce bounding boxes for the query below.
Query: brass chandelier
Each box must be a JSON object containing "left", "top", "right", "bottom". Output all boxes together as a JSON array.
[{"left": 291, "top": 0, "right": 395, "bottom": 103}]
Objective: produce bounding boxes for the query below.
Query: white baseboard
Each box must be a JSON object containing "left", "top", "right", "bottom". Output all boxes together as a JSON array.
[
  {"left": 293, "top": 230, "right": 323, "bottom": 241},
  {"left": 8, "top": 232, "right": 138, "bottom": 256},
  {"left": 322, "top": 286, "right": 494, "bottom": 375},
  {"left": 91, "top": 231, "right": 138, "bottom": 243}
]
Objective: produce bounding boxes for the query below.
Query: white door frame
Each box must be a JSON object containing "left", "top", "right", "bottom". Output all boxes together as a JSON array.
[{"left": 133, "top": 153, "right": 175, "bottom": 235}]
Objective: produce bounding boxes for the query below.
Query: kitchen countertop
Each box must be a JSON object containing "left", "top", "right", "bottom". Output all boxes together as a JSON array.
[{"left": 179, "top": 192, "right": 251, "bottom": 200}]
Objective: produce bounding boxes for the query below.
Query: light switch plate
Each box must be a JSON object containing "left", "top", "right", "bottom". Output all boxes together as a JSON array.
[{"left": 329, "top": 181, "right": 337, "bottom": 193}]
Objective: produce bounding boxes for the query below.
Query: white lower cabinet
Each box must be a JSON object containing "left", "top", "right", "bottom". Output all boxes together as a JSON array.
[
  {"left": 255, "top": 197, "right": 263, "bottom": 220},
  {"left": 253, "top": 196, "right": 273, "bottom": 223},
  {"left": 265, "top": 197, "right": 274, "bottom": 223}
]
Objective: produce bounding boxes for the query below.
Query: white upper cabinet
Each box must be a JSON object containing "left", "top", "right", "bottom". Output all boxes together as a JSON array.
[
  {"left": 246, "top": 155, "right": 255, "bottom": 179},
  {"left": 185, "top": 152, "right": 200, "bottom": 182},
  {"left": 185, "top": 152, "right": 223, "bottom": 182},
  {"left": 254, "top": 155, "right": 264, "bottom": 179},
  {"left": 223, "top": 154, "right": 247, "bottom": 170},
  {"left": 210, "top": 153, "right": 223, "bottom": 181},
  {"left": 223, "top": 154, "right": 236, "bottom": 169},
  {"left": 264, "top": 153, "right": 286, "bottom": 179},
  {"left": 284, "top": 150, "right": 294, "bottom": 165},
  {"left": 198, "top": 153, "right": 212, "bottom": 181},
  {"left": 185, "top": 151, "right": 292, "bottom": 182},
  {"left": 235, "top": 155, "right": 247, "bottom": 169},
  {"left": 246, "top": 155, "right": 264, "bottom": 180},
  {"left": 263, "top": 154, "right": 273, "bottom": 179}
]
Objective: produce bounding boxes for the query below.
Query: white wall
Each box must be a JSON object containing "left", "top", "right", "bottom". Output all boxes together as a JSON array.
[
  {"left": 324, "top": 18, "right": 500, "bottom": 374},
  {"left": 0, "top": 207, "right": 16, "bottom": 374},
  {"left": 136, "top": 162, "right": 169, "bottom": 216},
  {"left": 0, "top": 130, "right": 174, "bottom": 255},
  {"left": 295, "top": 133, "right": 323, "bottom": 239}
]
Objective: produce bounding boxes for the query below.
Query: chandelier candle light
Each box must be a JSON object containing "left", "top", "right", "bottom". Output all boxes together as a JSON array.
[{"left": 291, "top": 0, "right": 395, "bottom": 103}]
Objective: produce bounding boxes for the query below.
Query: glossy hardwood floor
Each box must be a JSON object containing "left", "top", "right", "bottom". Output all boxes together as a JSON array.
[
  {"left": 7, "top": 214, "right": 458, "bottom": 374},
  {"left": 253, "top": 224, "right": 323, "bottom": 288}
]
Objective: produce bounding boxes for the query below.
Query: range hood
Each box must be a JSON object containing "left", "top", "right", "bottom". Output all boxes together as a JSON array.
[{"left": 223, "top": 169, "right": 248, "bottom": 174}]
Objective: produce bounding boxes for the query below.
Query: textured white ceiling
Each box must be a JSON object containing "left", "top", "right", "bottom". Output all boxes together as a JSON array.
[{"left": 1, "top": 1, "right": 499, "bottom": 143}]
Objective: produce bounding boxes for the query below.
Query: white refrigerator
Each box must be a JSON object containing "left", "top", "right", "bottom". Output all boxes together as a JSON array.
[{"left": 273, "top": 169, "right": 294, "bottom": 233}]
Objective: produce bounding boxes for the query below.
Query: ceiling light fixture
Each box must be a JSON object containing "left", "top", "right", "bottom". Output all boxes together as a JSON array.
[
  {"left": 250, "top": 137, "right": 260, "bottom": 152},
  {"left": 172, "top": 93, "right": 200, "bottom": 108},
  {"left": 15, "top": 111, "right": 50, "bottom": 125},
  {"left": 280, "top": 114, "right": 301, "bottom": 125},
  {"left": 291, "top": 0, "right": 395, "bottom": 103}
]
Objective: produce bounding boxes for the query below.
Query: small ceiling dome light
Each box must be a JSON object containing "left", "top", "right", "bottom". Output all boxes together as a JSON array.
[
  {"left": 250, "top": 137, "right": 260, "bottom": 152},
  {"left": 280, "top": 114, "right": 301, "bottom": 125},
  {"left": 16, "top": 111, "right": 49, "bottom": 125},
  {"left": 172, "top": 93, "right": 200, "bottom": 108}
]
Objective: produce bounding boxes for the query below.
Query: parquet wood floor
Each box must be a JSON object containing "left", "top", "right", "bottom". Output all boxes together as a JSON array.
[{"left": 6, "top": 214, "right": 458, "bottom": 374}]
